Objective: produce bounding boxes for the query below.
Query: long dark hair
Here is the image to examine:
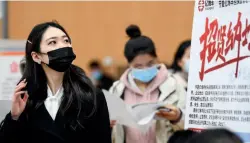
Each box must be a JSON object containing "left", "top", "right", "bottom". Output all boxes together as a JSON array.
[
  {"left": 22, "top": 21, "right": 96, "bottom": 129},
  {"left": 168, "top": 130, "right": 197, "bottom": 143},
  {"left": 170, "top": 40, "right": 191, "bottom": 73},
  {"left": 187, "top": 128, "right": 243, "bottom": 143}
]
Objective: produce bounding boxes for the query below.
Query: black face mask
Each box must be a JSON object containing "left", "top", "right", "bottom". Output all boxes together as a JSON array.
[{"left": 46, "top": 47, "right": 76, "bottom": 72}]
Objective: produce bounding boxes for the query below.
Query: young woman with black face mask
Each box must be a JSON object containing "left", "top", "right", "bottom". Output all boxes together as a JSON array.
[{"left": 0, "top": 21, "right": 111, "bottom": 143}]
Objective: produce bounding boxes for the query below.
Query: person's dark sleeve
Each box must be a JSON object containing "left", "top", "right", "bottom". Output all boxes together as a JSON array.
[
  {"left": 0, "top": 112, "right": 26, "bottom": 142},
  {"left": 100, "top": 75, "right": 115, "bottom": 90},
  {"left": 93, "top": 89, "right": 112, "bottom": 143}
]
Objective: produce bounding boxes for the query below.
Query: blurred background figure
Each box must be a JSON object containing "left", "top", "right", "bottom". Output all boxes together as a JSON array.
[
  {"left": 88, "top": 59, "right": 115, "bottom": 90},
  {"left": 170, "top": 40, "right": 191, "bottom": 91},
  {"left": 187, "top": 128, "right": 243, "bottom": 143},
  {"left": 167, "top": 130, "right": 197, "bottom": 143},
  {"left": 19, "top": 57, "right": 26, "bottom": 75}
]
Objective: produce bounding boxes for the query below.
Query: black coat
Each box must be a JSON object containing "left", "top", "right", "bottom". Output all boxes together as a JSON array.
[
  {"left": 97, "top": 74, "right": 114, "bottom": 90},
  {"left": 0, "top": 90, "right": 111, "bottom": 143}
]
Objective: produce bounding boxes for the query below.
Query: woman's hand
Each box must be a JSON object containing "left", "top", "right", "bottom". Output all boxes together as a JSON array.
[
  {"left": 156, "top": 104, "right": 181, "bottom": 122},
  {"left": 11, "top": 79, "right": 29, "bottom": 120},
  {"left": 110, "top": 120, "right": 116, "bottom": 128}
]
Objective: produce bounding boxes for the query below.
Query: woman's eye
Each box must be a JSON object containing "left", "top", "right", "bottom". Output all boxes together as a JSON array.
[
  {"left": 64, "top": 39, "right": 70, "bottom": 43},
  {"left": 148, "top": 63, "right": 154, "bottom": 67},
  {"left": 48, "top": 41, "right": 56, "bottom": 45}
]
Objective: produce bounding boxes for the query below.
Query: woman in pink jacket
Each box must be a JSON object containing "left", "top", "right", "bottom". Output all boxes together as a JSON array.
[{"left": 110, "top": 25, "right": 186, "bottom": 143}]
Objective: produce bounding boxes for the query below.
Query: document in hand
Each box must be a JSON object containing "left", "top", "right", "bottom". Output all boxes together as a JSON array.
[{"left": 102, "top": 89, "right": 170, "bottom": 132}]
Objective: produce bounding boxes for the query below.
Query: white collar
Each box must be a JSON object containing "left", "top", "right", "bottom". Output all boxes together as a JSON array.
[
  {"left": 46, "top": 85, "right": 64, "bottom": 99},
  {"left": 45, "top": 85, "right": 64, "bottom": 120}
]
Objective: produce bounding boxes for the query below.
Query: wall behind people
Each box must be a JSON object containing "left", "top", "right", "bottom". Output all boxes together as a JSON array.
[
  {"left": 8, "top": 2, "right": 194, "bottom": 74},
  {"left": 0, "top": 20, "right": 2, "bottom": 38}
]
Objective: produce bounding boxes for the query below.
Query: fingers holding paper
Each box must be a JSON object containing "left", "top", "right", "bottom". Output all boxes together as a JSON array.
[
  {"left": 156, "top": 104, "right": 181, "bottom": 122},
  {"left": 110, "top": 120, "right": 116, "bottom": 128}
]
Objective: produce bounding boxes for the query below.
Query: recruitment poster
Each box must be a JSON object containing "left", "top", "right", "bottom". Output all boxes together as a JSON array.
[
  {"left": 185, "top": 0, "right": 250, "bottom": 142},
  {"left": 0, "top": 40, "right": 25, "bottom": 120}
]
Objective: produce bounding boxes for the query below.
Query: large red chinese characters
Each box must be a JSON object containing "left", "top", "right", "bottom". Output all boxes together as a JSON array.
[{"left": 199, "top": 12, "right": 250, "bottom": 81}]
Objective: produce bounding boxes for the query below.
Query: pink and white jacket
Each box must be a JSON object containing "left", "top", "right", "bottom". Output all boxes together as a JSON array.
[{"left": 109, "top": 64, "right": 186, "bottom": 143}]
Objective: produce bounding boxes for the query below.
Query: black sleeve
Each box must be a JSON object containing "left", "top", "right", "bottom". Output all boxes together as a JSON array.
[
  {"left": 0, "top": 112, "right": 27, "bottom": 142},
  {"left": 92, "top": 89, "right": 112, "bottom": 143},
  {"left": 99, "top": 75, "right": 114, "bottom": 90}
]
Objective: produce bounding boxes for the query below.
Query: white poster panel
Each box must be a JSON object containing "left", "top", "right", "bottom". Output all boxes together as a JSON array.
[
  {"left": 0, "top": 40, "right": 25, "bottom": 121},
  {"left": 185, "top": 0, "right": 250, "bottom": 142}
]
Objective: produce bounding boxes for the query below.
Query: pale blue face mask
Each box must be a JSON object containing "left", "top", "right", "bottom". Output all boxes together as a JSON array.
[
  {"left": 131, "top": 65, "right": 159, "bottom": 83},
  {"left": 91, "top": 70, "right": 102, "bottom": 80},
  {"left": 184, "top": 59, "right": 190, "bottom": 73}
]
